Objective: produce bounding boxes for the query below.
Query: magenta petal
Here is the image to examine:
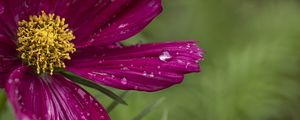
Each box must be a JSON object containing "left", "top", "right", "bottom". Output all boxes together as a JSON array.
[
  {"left": 0, "top": 0, "right": 69, "bottom": 37},
  {"left": 0, "top": 1, "right": 18, "bottom": 38},
  {"left": 0, "top": 34, "right": 19, "bottom": 88},
  {"left": 61, "top": 0, "right": 110, "bottom": 30},
  {"left": 74, "top": 0, "right": 162, "bottom": 48},
  {"left": 5, "top": 66, "right": 110, "bottom": 120},
  {"left": 0, "top": 0, "right": 78, "bottom": 30},
  {"left": 67, "top": 41, "right": 204, "bottom": 92}
]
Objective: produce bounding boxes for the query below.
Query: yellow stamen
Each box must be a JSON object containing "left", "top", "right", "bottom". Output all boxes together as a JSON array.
[{"left": 17, "top": 11, "right": 76, "bottom": 75}]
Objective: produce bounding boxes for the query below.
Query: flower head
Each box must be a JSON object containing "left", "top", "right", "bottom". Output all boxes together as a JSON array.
[
  {"left": 17, "top": 11, "right": 76, "bottom": 74},
  {"left": 0, "top": 0, "right": 204, "bottom": 120}
]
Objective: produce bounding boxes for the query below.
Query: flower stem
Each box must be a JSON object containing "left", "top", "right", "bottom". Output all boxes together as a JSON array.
[{"left": 0, "top": 90, "right": 7, "bottom": 113}]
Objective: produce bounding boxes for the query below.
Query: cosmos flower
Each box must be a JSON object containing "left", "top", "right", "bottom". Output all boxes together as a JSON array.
[{"left": 0, "top": 0, "right": 204, "bottom": 120}]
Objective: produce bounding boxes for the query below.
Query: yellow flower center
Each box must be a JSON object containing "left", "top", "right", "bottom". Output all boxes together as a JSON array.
[{"left": 17, "top": 11, "right": 76, "bottom": 75}]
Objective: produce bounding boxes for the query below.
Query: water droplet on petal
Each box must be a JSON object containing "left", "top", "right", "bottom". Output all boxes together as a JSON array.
[
  {"left": 159, "top": 51, "right": 172, "bottom": 62},
  {"left": 0, "top": 6, "right": 4, "bottom": 14},
  {"left": 95, "top": 103, "right": 99, "bottom": 106},
  {"left": 121, "top": 77, "right": 127, "bottom": 85},
  {"left": 98, "top": 60, "right": 104, "bottom": 64},
  {"left": 14, "top": 78, "right": 20, "bottom": 82},
  {"left": 18, "top": 95, "right": 22, "bottom": 100},
  {"left": 143, "top": 71, "right": 147, "bottom": 76},
  {"left": 177, "top": 60, "right": 184, "bottom": 64},
  {"left": 121, "top": 67, "right": 129, "bottom": 70},
  {"left": 158, "top": 72, "right": 162, "bottom": 75},
  {"left": 8, "top": 79, "right": 13, "bottom": 84},
  {"left": 15, "top": 90, "right": 19, "bottom": 94},
  {"left": 118, "top": 23, "right": 128, "bottom": 28},
  {"left": 185, "top": 62, "right": 191, "bottom": 68},
  {"left": 198, "top": 52, "right": 203, "bottom": 57},
  {"left": 186, "top": 44, "right": 191, "bottom": 48},
  {"left": 149, "top": 72, "right": 154, "bottom": 77}
]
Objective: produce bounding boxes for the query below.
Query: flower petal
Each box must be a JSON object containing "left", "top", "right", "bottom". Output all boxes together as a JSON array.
[
  {"left": 0, "top": 0, "right": 109, "bottom": 38},
  {"left": 60, "top": 0, "right": 110, "bottom": 30},
  {"left": 0, "top": 0, "right": 72, "bottom": 37},
  {"left": 0, "top": 34, "right": 19, "bottom": 88},
  {"left": 0, "top": 0, "right": 18, "bottom": 38},
  {"left": 5, "top": 66, "right": 110, "bottom": 120},
  {"left": 73, "top": 0, "right": 162, "bottom": 48},
  {"left": 67, "top": 41, "right": 204, "bottom": 92}
]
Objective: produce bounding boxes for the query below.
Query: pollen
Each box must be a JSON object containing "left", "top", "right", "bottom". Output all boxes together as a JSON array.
[{"left": 17, "top": 11, "right": 76, "bottom": 75}]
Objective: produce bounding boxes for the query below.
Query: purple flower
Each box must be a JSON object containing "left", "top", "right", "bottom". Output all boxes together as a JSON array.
[{"left": 0, "top": 0, "right": 204, "bottom": 120}]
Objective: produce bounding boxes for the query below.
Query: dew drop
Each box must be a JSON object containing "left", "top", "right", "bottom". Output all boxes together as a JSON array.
[
  {"left": 95, "top": 103, "right": 99, "bottom": 106},
  {"left": 0, "top": 6, "right": 4, "bottom": 14},
  {"left": 143, "top": 71, "right": 147, "bottom": 76},
  {"left": 66, "top": 2, "right": 71, "bottom": 6},
  {"left": 177, "top": 59, "right": 184, "bottom": 64},
  {"left": 15, "top": 90, "right": 19, "bottom": 94},
  {"left": 198, "top": 51, "right": 203, "bottom": 57},
  {"left": 8, "top": 79, "right": 13, "bottom": 84},
  {"left": 118, "top": 23, "right": 128, "bottom": 28},
  {"left": 121, "top": 67, "right": 129, "bottom": 70},
  {"left": 149, "top": 72, "right": 154, "bottom": 77},
  {"left": 88, "top": 73, "right": 96, "bottom": 77},
  {"left": 14, "top": 78, "right": 20, "bottom": 82},
  {"left": 186, "top": 44, "right": 191, "bottom": 48},
  {"left": 98, "top": 60, "right": 104, "bottom": 64},
  {"left": 111, "top": 75, "right": 115, "bottom": 78},
  {"left": 18, "top": 95, "right": 22, "bottom": 101},
  {"left": 121, "top": 77, "right": 127, "bottom": 85},
  {"left": 159, "top": 51, "right": 172, "bottom": 62},
  {"left": 185, "top": 62, "right": 191, "bottom": 68}
]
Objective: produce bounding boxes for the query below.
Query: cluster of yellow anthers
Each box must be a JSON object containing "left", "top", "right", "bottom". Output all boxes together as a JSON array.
[{"left": 17, "top": 11, "right": 76, "bottom": 75}]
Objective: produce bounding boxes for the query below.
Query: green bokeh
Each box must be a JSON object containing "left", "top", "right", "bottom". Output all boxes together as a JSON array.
[{"left": 1, "top": 0, "right": 300, "bottom": 120}]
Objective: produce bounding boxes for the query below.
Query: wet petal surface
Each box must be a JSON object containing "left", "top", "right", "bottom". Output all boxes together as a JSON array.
[
  {"left": 73, "top": 0, "right": 162, "bottom": 48},
  {"left": 0, "top": 34, "right": 19, "bottom": 88},
  {"left": 68, "top": 41, "right": 204, "bottom": 92},
  {"left": 6, "top": 66, "right": 110, "bottom": 120}
]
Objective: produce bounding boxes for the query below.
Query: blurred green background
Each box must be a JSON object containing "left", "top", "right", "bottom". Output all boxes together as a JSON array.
[{"left": 1, "top": 0, "right": 300, "bottom": 120}]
